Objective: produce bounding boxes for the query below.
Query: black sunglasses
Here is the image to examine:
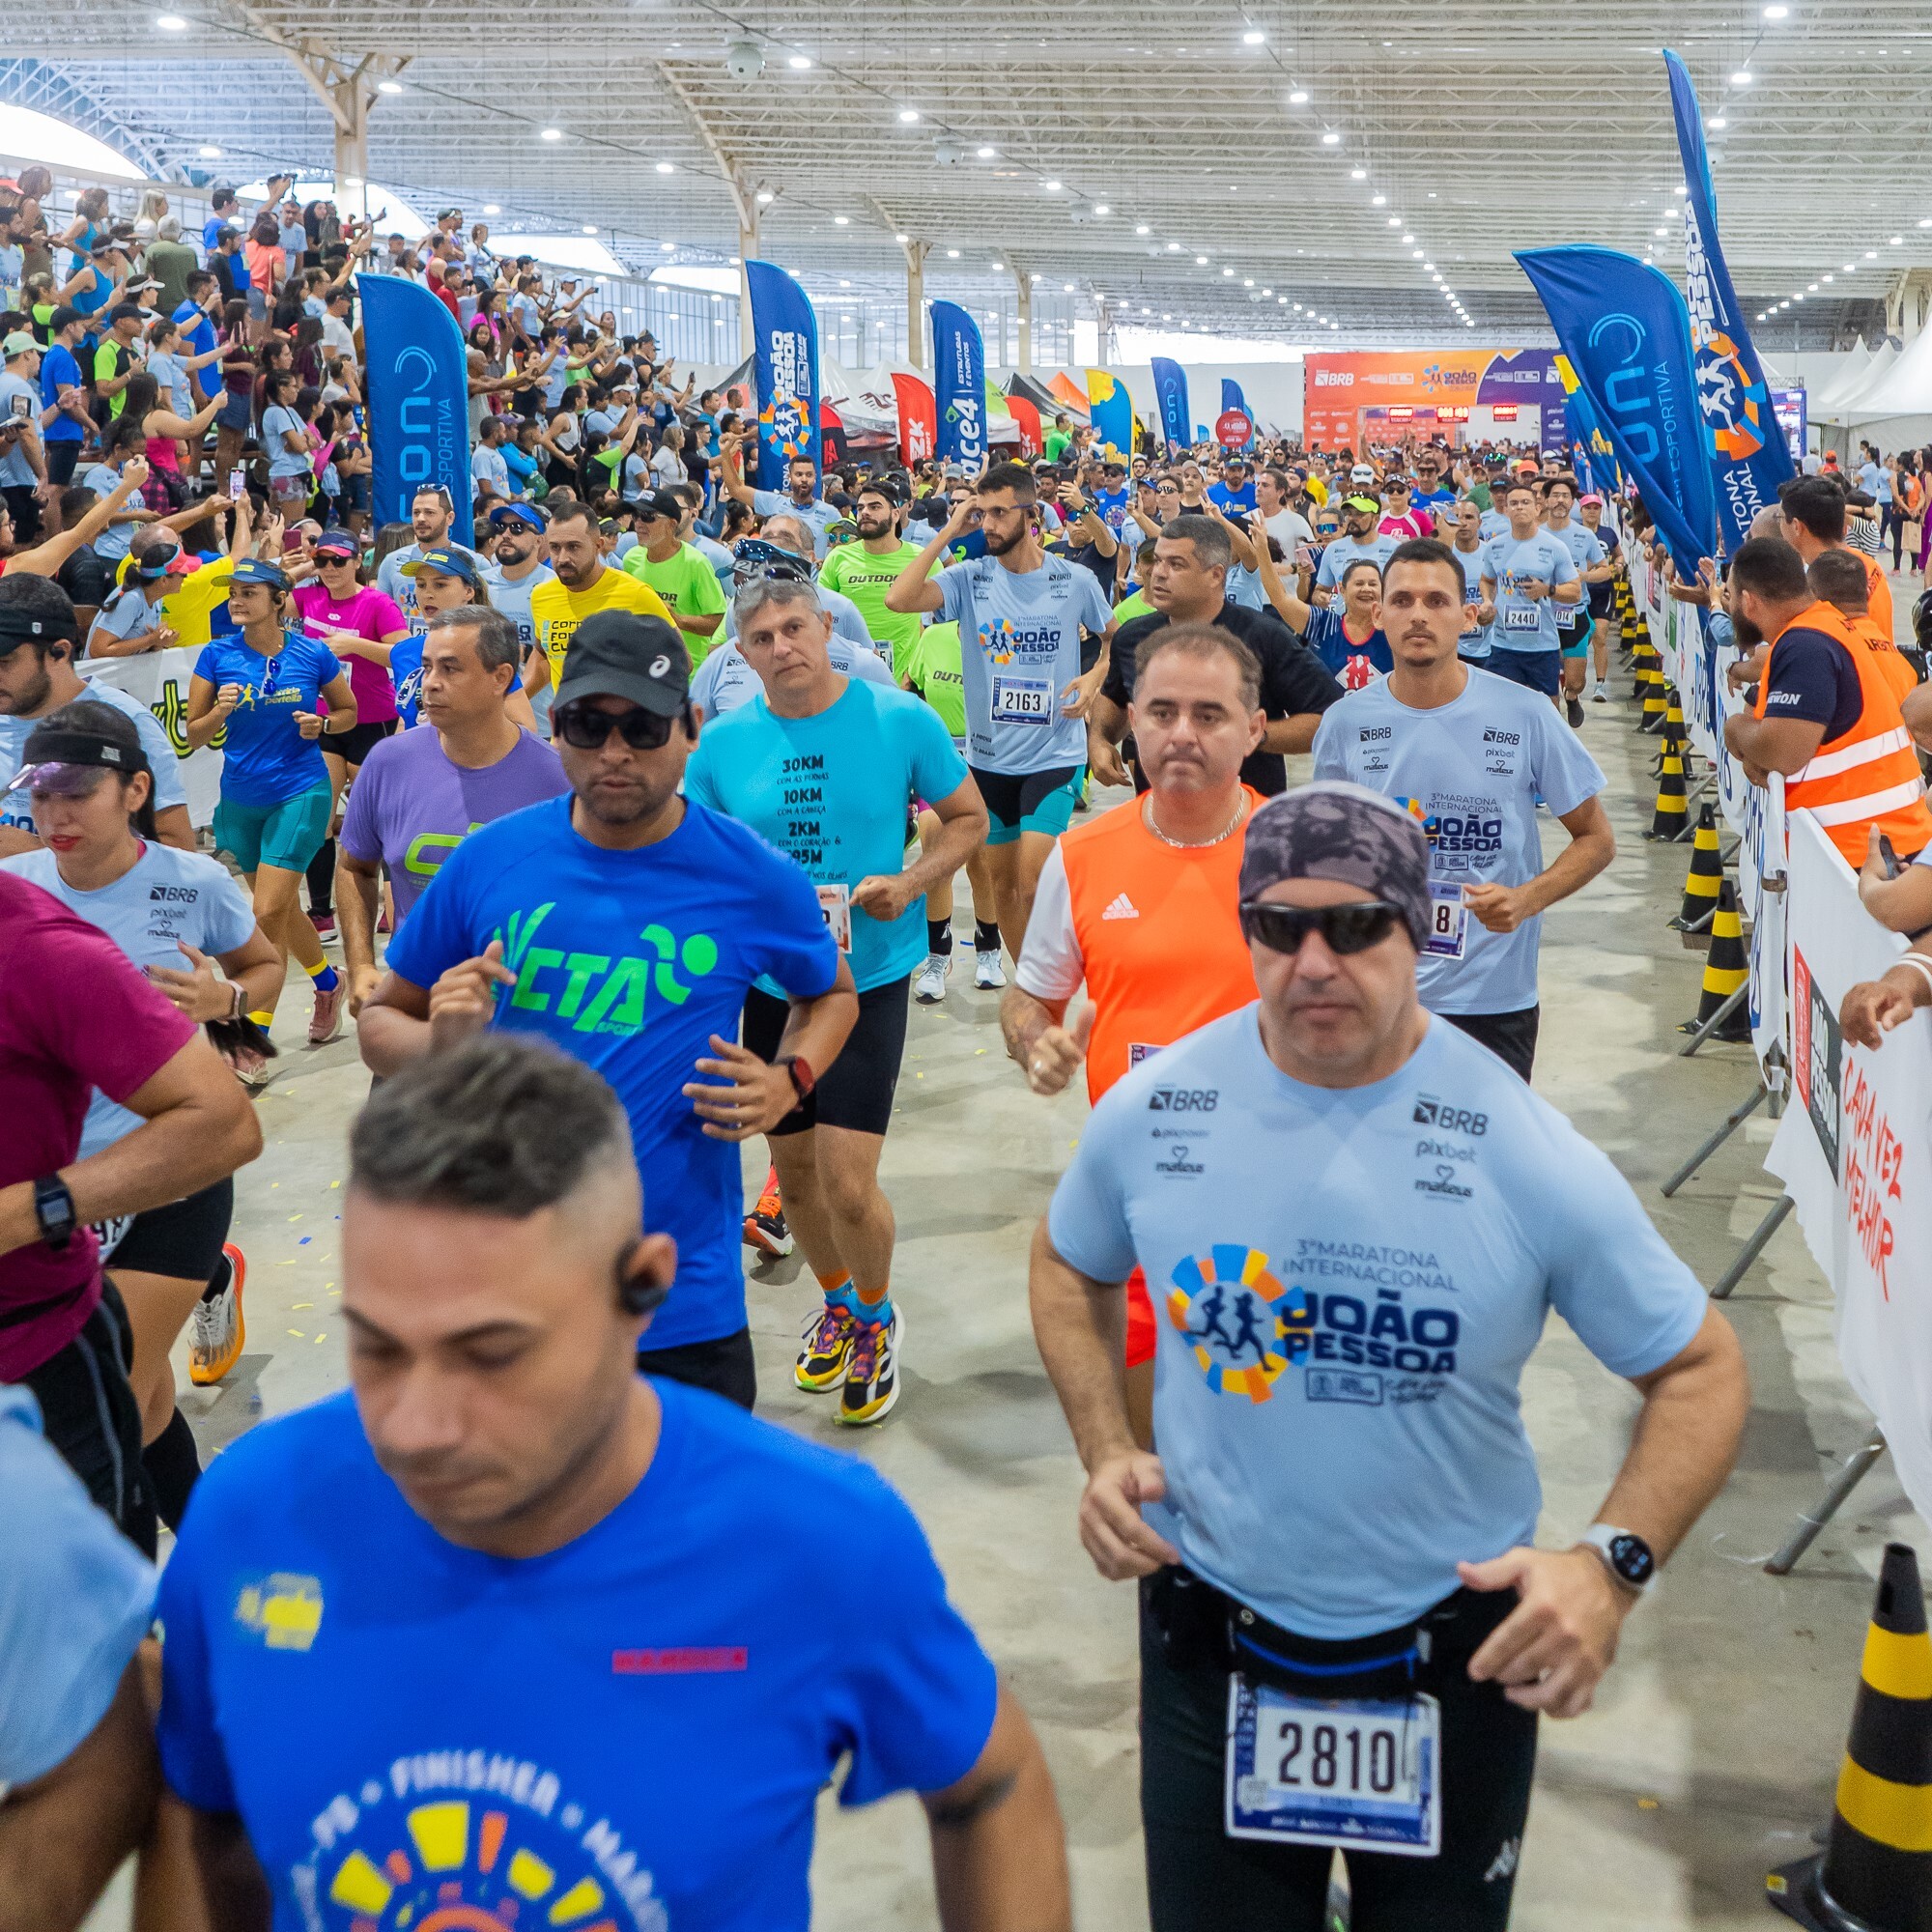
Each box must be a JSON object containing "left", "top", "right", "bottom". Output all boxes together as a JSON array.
[
  {"left": 1238, "top": 899, "right": 1406, "bottom": 956},
  {"left": 554, "top": 703, "right": 686, "bottom": 751}
]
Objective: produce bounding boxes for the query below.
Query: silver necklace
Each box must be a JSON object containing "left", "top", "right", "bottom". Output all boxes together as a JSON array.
[{"left": 1143, "top": 791, "right": 1248, "bottom": 849}]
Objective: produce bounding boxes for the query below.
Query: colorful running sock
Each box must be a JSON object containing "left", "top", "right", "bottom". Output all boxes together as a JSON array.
[
  {"left": 814, "top": 1266, "right": 853, "bottom": 1300},
  {"left": 305, "top": 958, "right": 339, "bottom": 994},
  {"left": 973, "top": 920, "right": 1001, "bottom": 953},
  {"left": 248, "top": 1010, "right": 275, "bottom": 1029},
  {"left": 853, "top": 1282, "right": 895, "bottom": 1328},
  {"left": 927, "top": 918, "right": 953, "bottom": 955}
]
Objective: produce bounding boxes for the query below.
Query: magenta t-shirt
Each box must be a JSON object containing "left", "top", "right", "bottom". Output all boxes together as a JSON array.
[
  {"left": 0, "top": 874, "right": 196, "bottom": 1378},
  {"left": 293, "top": 581, "right": 407, "bottom": 724}
]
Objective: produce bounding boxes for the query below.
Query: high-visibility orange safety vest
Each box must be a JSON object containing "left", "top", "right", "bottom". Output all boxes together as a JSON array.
[
  {"left": 1845, "top": 609, "right": 1919, "bottom": 707},
  {"left": 1061, "top": 787, "right": 1263, "bottom": 1105},
  {"left": 1860, "top": 550, "right": 1893, "bottom": 640},
  {"left": 1756, "top": 600, "right": 1932, "bottom": 866}
]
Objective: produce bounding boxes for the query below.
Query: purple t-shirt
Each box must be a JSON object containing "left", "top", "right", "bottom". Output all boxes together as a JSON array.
[
  {"left": 339, "top": 723, "right": 569, "bottom": 922},
  {"left": 292, "top": 582, "right": 407, "bottom": 724}
]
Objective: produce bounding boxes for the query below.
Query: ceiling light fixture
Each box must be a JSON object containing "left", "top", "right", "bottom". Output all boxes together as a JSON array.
[
  {"left": 541, "top": 128, "right": 563, "bottom": 141},
  {"left": 788, "top": 54, "right": 812, "bottom": 69},
  {"left": 897, "top": 108, "right": 920, "bottom": 123},
  {"left": 1321, "top": 131, "right": 1341, "bottom": 146},
  {"left": 947, "top": 247, "right": 959, "bottom": 258},
  {"left": 834, "top": 214, "right": 849, "bottom": 224},
  {"left": 1372, "top": 193, "right": 1386, "bottom": 206},
  {"left": 758, "top": 189, "right": 776, "bottom": 204},
  {"left": 377, "top": 79, "right": 404, "bottom": 94},
  {"left": 1136, "top": 223, "right": 1150, "bottom": 235},
  {"left": 199, "top": 144, "right": 222, "bottom": 158},
  {"left": 582, "top": 224, "right": 597, "bottom": 235},
  {"left": 1288, "top": 89, "right": 1309, "bottom": 104},
  {"left": 1731, "top": 69, "right": 1752, "bottom": 85},
  {"left": 1043, "top": 180, "right": 1062, "bottom": 191},
  {"left": 655, "top": 160, "right": 673, "bottom": 173},
  {"left": 156, "top": 13, "right": 186, "bottom": 27},
  {"left": 1350, "top": 168, "right": 1366, "bottom": 181},
  {"left": 1708, "top": 116, "right": 1727, "bottom": 129},
  {"left": 977, "top": 146, "right": 997, "bottom": 158}
]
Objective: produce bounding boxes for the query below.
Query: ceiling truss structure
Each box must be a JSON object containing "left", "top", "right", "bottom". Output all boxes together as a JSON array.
[{"left": 1, "top": 0, "right": 1921, "bottom": 355}]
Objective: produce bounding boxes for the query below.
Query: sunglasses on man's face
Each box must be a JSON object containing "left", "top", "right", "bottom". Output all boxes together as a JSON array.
[
  {"left": 554, "top": 703, "right": 683, "bottom": 752},
  {"left": 1238, "top": 898, "right": 1406, "bottom": 957}
]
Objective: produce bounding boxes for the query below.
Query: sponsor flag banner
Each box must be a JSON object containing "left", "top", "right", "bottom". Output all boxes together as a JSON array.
[
  {"left": 930, "top": 299, "right": 986, "bottom": 469},
  {"left": 745, "top": 260, "right": 821, "bottom": 492},
  {"left": 80, "top": 651, "right": 219, "bottom": 827},
  {"left": 1555, "top": 355, "right": 1616, "bottom": 497},
  {"left": 1664, "top": 49, "right": 1796, "bottom": 548},
  {"left": 1220, "top": 379, "right": 1254, "bottom": 444},
  {"left": 1006, "top": 392, "right": 1042, "bottom": 454},
  {"left": 890, "top": 371, "right": 937, "bottom": 468},
  {"left": 1087, "top": 368, "right": 1134, "bottom": 462},
  {"left": 1767, "top": 811, "right": 1932, "bottom": 1521},
  {"left": 1151, "top": 357, "right": 1190, "bottom": 451},
  {"left": 1516, "top": 245, "right": 1719, "bottom": 575},
  {"left": 358, "top": 273, "right": 473, "bottom": 547}
]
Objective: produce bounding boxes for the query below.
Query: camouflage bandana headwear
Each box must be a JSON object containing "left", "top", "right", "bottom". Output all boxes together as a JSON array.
[{"left": 1238, "top": 781, "right": 1432, "bottom": 951}]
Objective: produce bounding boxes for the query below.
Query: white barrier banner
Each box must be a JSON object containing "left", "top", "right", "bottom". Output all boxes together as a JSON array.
[
  {"left": 80, "top": 648, "right": 220, "bottom": 829},
  {"left": 1766, "top": 810, "right": 1932, "bottom": 1520},
  {"left": 1628, "top": 546, "right": 1787, "bottom": 1077}
]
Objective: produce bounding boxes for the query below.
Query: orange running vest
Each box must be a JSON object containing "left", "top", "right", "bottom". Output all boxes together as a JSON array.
[{"left": 1061, "top": 788, "right": 1263, "bottom": 1104}]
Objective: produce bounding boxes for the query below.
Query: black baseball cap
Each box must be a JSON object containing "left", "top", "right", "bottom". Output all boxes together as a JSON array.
[
  {"left": 635, "top": 489, "right": 684, "bottom": 524},
  {"left": 554, "top": 611, "right": 690, "bottom": 717}
]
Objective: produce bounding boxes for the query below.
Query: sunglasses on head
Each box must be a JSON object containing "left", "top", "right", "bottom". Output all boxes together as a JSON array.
[
  {"left": 554, "top": 702, "right": 685, "bottom": 751},
  {"left": 1238, "top": 898, "right": 1406, "bottom": 956}
]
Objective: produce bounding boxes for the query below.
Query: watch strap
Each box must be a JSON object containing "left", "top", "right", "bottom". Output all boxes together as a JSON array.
[
  {"left": 1577, "top": 1523, "right": 1656, "bottom": 1595},
  {"left": 32, "top": 1174, "right": 76, "bottom": 1251}
]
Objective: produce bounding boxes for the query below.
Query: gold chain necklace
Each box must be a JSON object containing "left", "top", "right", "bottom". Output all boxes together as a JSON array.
[{"left": 1143, "top": 791, "right": 1248, "bottom": 849}]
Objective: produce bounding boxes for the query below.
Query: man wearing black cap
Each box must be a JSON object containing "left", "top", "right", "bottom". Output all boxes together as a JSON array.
[
  {"left": 360, "top": 609, "right": 859, "bottom": 1409},
  {"left": 620, "top": 488, "right": 727, "bottom": 665},
  {"left": 1030, "top": 780, "right": 1747, "bottom": 1932}
]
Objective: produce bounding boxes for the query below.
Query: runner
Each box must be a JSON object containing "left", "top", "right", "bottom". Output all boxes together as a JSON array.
[
  {"left": 185, "top": 556, "right": 357, "bottom": 1043},
  {"left": 1262, "top": 553, "right": 1392, "bottom": 690},
  {"left": 620, "top": 488, "right": 727, "bottom": 664},
  {"left": 357, "top": 610, "right": 860, "bottom": 1409},
  {"left": 1313, "top": 538, "right": 1613, "bottom": 1081},
  {"left": 885, "top": 462, "right": 1116, "bottom": 959},
  {"left": 1377, "top": 476, "right": 1434, "bottom": 542},
  {"left": 373, "top": 485, "right": 481, "bottom": 626},
  {"left": 687, "top": 576, "right": 986, "bottom": 1425},
  {"left": 1478, "top": 477, "right": 1581, "bottom": 703},
  {"left": 1312, "top": 493, "right": 1398, "bottom": 599},
  {"left": 1031, "top": 781, "right": 1747, "bottom": 1932},
  {"left": 1449, "top": 497, "right": 1498, "bottom": 667},
  {"left": 0, "top": 848, "right": 260, "bottom": 1552},
  {"left": 3, "top": 700, "right": 278, "bottom": 1533},
  {"left": 903, "top": 613, "right": 1008, "bottom": 1001},
  {"left": 1086, "top": 513, "right": 1340, "bottom": 793},
  {"left": 337, "top": 607, "right": 568, "bottom": 1014},
  {"left": 0, "top": 569, "right": 194, "bottom": 857},
  {"left": 522, "top": 499, "right": 672, "bottom": 704},
  {"left": 1577, "top": 492, "right": 1622, "bottom": 704},
  {"left": 1539, "top": 475, "right": 1612, "bottom": 726},
  {"left": 692, "top": 542, "right": 894, "bottom": 721},
  {"left": 292, "top": 529, "right": 410, "bottom": 939},
  {"left": 1005, "top": 622, "right": 1264, "bottom": 1445},
  {"left": 818, "top": 477, "right": 924, "bottom": 674},
  {"left": 720, "top": 426, "right": 843, "bottom": 557},
  {"left": 479, "top": 501, "right": 554, "bottom": 666},
  {"left": 149, "top": 1034, "right": 1069, "bottom": 1932}
]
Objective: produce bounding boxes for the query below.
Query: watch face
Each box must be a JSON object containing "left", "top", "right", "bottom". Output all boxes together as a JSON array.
[{"left": 1609, "top": 1533, "right": 1655, "bottom": 1585}]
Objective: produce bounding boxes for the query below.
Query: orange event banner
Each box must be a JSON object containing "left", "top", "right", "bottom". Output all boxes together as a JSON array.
[{"left": 1303, "top": 349, "right": 1559, "bottom": 449}]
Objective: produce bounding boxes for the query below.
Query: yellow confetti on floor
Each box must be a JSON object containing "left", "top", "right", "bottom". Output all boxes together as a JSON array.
[
  {"left": 287, "top": 1328, "right": 306, "bottom": 1339},
  {"left": 314, "top": 1333, "right": 326, "bottom": 1345},
  {"left": 292, "top": 1302, "right": 312, "bottom": 1310}
]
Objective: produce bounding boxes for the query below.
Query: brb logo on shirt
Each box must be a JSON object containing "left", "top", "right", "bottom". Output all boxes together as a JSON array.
[
  {"left": 495, "top": 904, "right": 720, "bottom": 1036},
  {"left": 1413, "top": 1094, "right": 1489, "bottom": 1135}
]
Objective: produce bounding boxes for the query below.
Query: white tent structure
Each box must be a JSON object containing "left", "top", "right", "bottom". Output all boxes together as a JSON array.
[
  {"left": 1809, "top": 341, "right": 1877, "bottom": 422},
  {"left": 1833, "top": 333, "right": 1932, "bottom": 452}
]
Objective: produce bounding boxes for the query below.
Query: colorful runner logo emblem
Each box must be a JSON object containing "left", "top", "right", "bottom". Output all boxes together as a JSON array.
[{"left": 1165, "top": 1244, "right": 1309, "bottom": 1402}]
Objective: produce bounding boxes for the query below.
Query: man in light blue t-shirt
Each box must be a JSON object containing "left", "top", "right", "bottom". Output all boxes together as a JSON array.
[
  {"left": 721, "top": 431, "right": 842, "bottom": 558},
  {"left": 687, "top": 575, "right": 985, "bottom": 1429},
  {"left": 1477, "top": 476, "right": 1580, "bottom": 701},
  {"left": 1314, "top": 535, "right": 1610, "bottom": 1079},
  {"left": 885, "top": 462, "right": 1117, "bottom": 964},
  {"left": 1031, "top": 780, "right": 1744, "bottom": 1929}
]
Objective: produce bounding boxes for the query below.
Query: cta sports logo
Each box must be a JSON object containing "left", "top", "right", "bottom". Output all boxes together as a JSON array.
[
  {"left": 1413, "top": 1094, "right": 1488, "bottom": 1136},
  {"left": 1149, "top": 1087, "right": 1217, "bottom": 1112}
]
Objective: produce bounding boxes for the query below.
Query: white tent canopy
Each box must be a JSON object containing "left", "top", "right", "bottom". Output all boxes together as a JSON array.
[
  {"left": 1809, "top": 341, "right": 1875, "bottom": 419},
  {"left": 1840, "top": 332, "right": 1932, "bottom": 422}
]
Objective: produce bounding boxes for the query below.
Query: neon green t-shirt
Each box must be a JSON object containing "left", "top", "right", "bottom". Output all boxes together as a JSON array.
[
  {"left": 622, "top": 540, "right": 727, "bottom": 664},
  {"left": 1114, "top": 590, "right": 1156, "bottom": 626},
  {"left": 818, "top": 539, "right": 923, "bottom": 676},
  {"left": 1044, "top": 430, "right": 1072, "bottom": 464},
  {"left": 903, "top": 621, "right": 966, "bottom": 743}
]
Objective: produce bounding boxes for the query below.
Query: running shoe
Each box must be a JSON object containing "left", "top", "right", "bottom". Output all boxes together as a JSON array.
[
  {"left": 308, "top": 980, "right": 343, "bottom": 1044},
  {"left": 743, "top": 1172, "right": 794, "bottom": 1258},
  {"left": 914, "top": 952, "right": 952, "bottom": 1003},
  {"left": 188, "top": 1243, "right": 246, "bottom": 1386},
  {"left": 1566, "top": 696, "right": 1585, "bottom": 729},
  {"left": 836, "top": 1305, "right": 903, "bottom": 1426},
  {"left": 230, "top": 1039, "right": 272, "bottom": 1092},
  {"left": 1591, "top": 681, "right": 1609, "bottom": 704},
  {"left": 796, "top": 1299, "right": 859, "bottom": 1392},
  {"left": 974, "top": 948, "right": 1007, "bottom": 990},
  {"left": 310, "top": 911, "right": 337, "bottom": 942}
]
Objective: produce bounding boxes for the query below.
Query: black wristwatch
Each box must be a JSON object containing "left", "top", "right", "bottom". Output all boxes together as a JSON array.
[{"left": 32, "top": 1175, "right": 76, "bottom": 1251}]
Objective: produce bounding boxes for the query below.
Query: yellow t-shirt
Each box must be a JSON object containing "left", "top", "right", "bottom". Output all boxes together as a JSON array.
[
  {"left": 157, "top": 556, "right": 237, "bottom": 650},
  {"left": 530, "top": 567, "right": 674, "bottom": 686}
]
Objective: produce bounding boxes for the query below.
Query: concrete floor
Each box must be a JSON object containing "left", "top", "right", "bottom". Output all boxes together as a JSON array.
[{"left": 103, "top": 623, "right": 1927, "bottom": 1931}]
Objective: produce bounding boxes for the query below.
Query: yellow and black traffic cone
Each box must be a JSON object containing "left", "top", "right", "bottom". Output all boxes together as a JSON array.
[
  {"left": 1640, "top": 667, "right": 1669, "bottom": 733},
  {"left": 1670, "top": 805, "right": 1724, "bottom": 929},
  {"left": 1770, "top": 1542, "right": 1932, "bottom": 1932},
  {"left": 1678, "top": 876, "right": 1751, "bottom": 1039},
  {"left": 1662, "top": 691, "right": 1691, "bottom": 766},
  {"left": 1646, "top": 732, "right": 1690, "bottom": 839}
]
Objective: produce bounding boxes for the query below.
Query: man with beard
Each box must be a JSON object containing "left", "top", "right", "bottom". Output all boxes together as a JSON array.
[
  {"left": 1313, "top": 493, "right": 1398, "bottom": 602},
  {"left": 375, "top": 486, "right": 486, "bottom": 628},
  {"left": 522, "top": 500, "right": 672, "bottom": 704},
  {"left": 818, "top": 479, "right": 924, "bottom": 675}
]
